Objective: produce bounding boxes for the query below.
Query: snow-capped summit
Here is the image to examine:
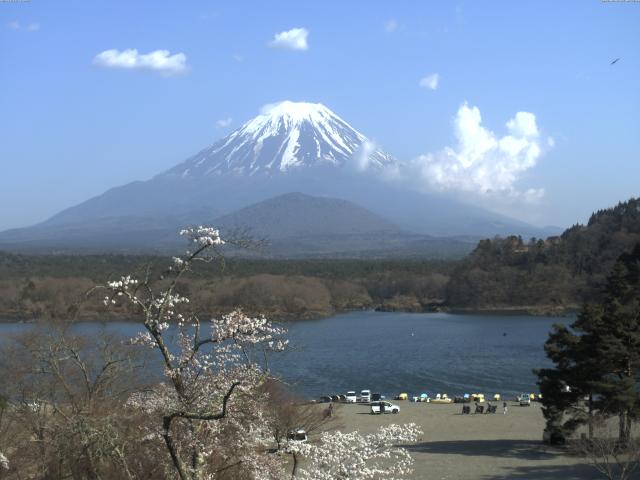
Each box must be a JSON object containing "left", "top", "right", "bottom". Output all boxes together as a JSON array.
[
  {"left": 162, "top": 101, "right": 395, "bottom": 177},
  {"left": 0, "top": 99, "right": 556, "bottom": 252}
]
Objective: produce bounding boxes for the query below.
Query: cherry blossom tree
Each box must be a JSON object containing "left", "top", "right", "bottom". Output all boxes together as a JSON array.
[
  {"left": 101, "top": 227, "right": 288, "bottom": 479},
  {"left": 0, "top": 226, "right": 424, "bottom": 479},
  {"left": 289, "top": 423, "right": 423, "bottom": 480},
  {"left": 97, "top": 226, "right": 422, "bottom": 480}
]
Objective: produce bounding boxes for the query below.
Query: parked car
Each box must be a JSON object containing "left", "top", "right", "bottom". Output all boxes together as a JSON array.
[
  {"left": 346, "top": 391, "right": 357, "bottom": 403},
  {"left": 471, "top": 393, "right": 485, "bottom": 403},
  {"left": 370, "top": 401, "right": 400, "bottom": 414},
  {"left": 338, "top": 394, "right": 347, "bottom": 402},
  {"left": 319, "top": 395, "right": 332, "bottom": 403},
  {"left": 284, "top": 429, "right": 308, "bottom": 453},
  {"left": 331, "top": 394, "right": 340, "bottom": 402},
  {"left": 519, "top": 393, "right": 531, "bottom": 406},
  {"left": 287, "top": 429, "right": 308, "bottom": 442},
  {"left": 371, "top": 393, "right": 382, "bottom": 402},
  {"left": 360, "top": 389, "right": 371, "bottom": 403}
]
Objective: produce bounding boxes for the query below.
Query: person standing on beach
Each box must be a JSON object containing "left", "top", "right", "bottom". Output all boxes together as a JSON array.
[{"left": 503, "top": 401, "right": 508, "bottom": 414}]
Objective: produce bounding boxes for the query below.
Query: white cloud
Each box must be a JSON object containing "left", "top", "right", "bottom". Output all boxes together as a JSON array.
[
  {"left": 7, "top": 21, "right": 39, "bottom": 32},
  {"left": 232, "top": 53, "right": 244, "bottom": 63},
  {"left": 419, "top": 73, "right": 439, "bottom": 90},
  {"left": 506, "top": 111, "right": 538, "bottom": 137},
  {"left": 385, "top": 19, "right": 399, "bottom": 33},
  {"left": 259, "top": 101, "right": 304, "bottom": 115},
  {"left": 260, "top": 102, "right": 280, "bottom": 115},
  {"left": 407, "top": 103, "right": 549, "bottom": 200},
  {"left": 216, "top": 117, "right": 232, "bottom": 128},
  {"left": 199, "top": 13, "right": 218, "bottom": 21},
  {"left": 93, "top": 49, "right": 189, "bottom": 75},
  {"left": 353, "top": 140, "right": 377, "bottom": 172},
  {"left": 268, "top": 27, "right": 309, "bottom": 51}
]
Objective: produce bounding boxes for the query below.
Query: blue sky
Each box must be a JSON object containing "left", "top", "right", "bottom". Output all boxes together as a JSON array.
[{"left": 1, "top": 0, "right": 638, "bottom": 230}]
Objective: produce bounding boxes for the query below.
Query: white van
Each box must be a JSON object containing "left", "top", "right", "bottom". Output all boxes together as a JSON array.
[
  {"left": 346, "top": 391, "right": 357, "bottom": 403},
  {"left": 360, "top": 389, "right": 371, "bottom": 403}
]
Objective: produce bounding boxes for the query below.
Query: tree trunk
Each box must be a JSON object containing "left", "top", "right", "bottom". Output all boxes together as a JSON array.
[
  {"left": 618, "top": 412, "right": 630, "bottom": 445},
  {"left": 163, "top": 416, "right": 191, "bottom": 480},
  {"left": 624, "top": 413, "right": 632, "bottom": 447},
  {"left": 189, "top": 420, "right": 200, "bottom": 480},
  {"left": 291, "top": 452, "right": 299, "bottom": 480},
  {"left": 588, "top": 394, "right": 594, "bottom": 440}
]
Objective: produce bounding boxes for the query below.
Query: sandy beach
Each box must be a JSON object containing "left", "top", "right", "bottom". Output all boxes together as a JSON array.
[{"left": 329, "top": 401, "right": 607, "bottom": 480}]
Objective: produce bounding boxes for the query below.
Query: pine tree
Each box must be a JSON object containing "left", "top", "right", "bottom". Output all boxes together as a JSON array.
[
  {"left": 590, "top": 245, "right": 640, "bottom": 443},
  {"left": 538, "top": 244, "right": 640, "bottom": 443},
  {"left": 537, "top": 304, "right": 606, "bottom": 440}
]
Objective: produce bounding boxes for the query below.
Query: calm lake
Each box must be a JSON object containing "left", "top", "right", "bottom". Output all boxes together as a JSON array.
[{"left": 0, "top": 311, "right": 568, "bottom": 400}]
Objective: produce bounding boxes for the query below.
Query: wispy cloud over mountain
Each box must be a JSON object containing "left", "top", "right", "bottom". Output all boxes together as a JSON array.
[
  {"left": 268, "top": 28, "right": 309, "bottom": 51},
  {"left": 349, "top": 103, "right": 549, "bottom": 208},
  {"left": 93, "top": 49, "right": 189, "bottom": 75}
]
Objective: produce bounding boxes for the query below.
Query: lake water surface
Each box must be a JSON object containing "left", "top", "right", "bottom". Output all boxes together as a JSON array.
[{"left": 0, "top": 311, "right": 568, "bottom": 400}]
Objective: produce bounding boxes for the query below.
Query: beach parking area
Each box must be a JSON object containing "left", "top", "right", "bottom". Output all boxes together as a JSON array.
[{"left": 331, "top": 401, "right": 605, "bottom": 480}]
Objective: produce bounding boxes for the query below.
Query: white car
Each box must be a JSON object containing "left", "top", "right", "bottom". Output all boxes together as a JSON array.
[
  {"left": 519, "top": 394, "right": 531, "bottom": 406},
  {"left": 370, "top": 401, "right": 400, "bottom": 414},
  {"left": 360, "top": 389, "right": 371, "bottom": 403},
  {"left": 283, "top": 429, "right": 308, "bottom": 453},
  {"left": 346, "top": 391, "right": 357, "bottom": 403},
  {"left": 287, "top": 429, "right": 308, "bottom": 443}
]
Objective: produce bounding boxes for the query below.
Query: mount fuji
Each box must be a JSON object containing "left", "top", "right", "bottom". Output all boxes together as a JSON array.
[
  {"left": 163, "top": 101, "right": 394, "bottom": 178},
  {"left": 0, "top": 101, "right": 557, "bottom": 255}
]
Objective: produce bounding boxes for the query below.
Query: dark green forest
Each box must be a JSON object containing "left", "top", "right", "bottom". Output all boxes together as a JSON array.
[{"left": 447, "top": 197, "right": 640, "bottom": 312}]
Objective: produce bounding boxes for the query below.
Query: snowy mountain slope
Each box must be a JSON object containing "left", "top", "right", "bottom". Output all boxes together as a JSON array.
[
  {"left": 0, "top": 101, "right": 559, "bottom": 253},
  {"left": 161, "top": 101, "right": 394, "bottom": 178}
]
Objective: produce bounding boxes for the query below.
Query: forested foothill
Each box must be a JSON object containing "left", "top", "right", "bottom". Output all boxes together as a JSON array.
[
  {"left": 446, "top": 198, "right": 640, "bottom": 314},
  {"left": 1, "top": 197, "right": 639, "bottom": 321}
]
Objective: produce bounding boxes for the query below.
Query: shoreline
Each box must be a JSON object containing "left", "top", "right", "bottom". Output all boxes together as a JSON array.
[
  {"left": 0, "top": 305, "right": 578, "bottom": 324},
  {"left": 441, "top": 306, "right": 578, "bottom": 317}
]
